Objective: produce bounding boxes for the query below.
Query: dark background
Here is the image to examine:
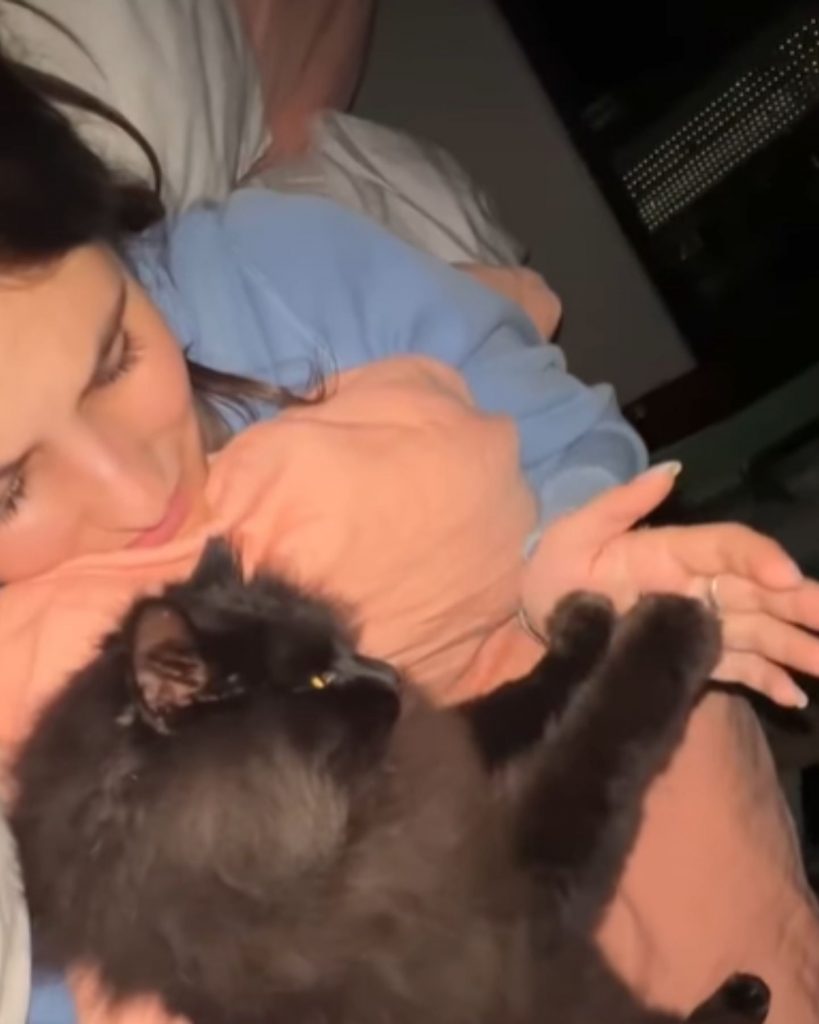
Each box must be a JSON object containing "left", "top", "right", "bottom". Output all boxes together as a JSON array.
[{"left": 496, "top": 0, "right": 819, "bottom": 448}]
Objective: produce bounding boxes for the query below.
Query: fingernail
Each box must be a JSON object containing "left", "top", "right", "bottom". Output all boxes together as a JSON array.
[
  {"left": 788, "top": 685, "right": 809, "bottom": 710},
  {"left": 769, "top": 554, "right": 804, "bottom": 588},
  {"left": 782, "top": 558, "right": 803, "bottom": 586},
  {"left": 646, "top": 460, "right": 683, "bottom": 479}
]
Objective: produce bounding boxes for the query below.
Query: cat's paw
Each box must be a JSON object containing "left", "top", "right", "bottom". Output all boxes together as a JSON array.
[
  {"left": 623, "top": 594, "right": 721, "bottom": 697},
  {"left": 546, "top": 592, "right": 615, "bottom": 663},
  {"left": 686, "top": 973, "right": 770, "bottom": 1022}
]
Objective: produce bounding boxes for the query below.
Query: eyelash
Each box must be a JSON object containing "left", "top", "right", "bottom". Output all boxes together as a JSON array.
[
  {"left": 0, "top": 331, "right": 142, "bottom": 525},
  {"left": 0, "top": 471, "right": 26, "bottom": 525},
  {"left": 94, "top": 330, "right": 141, "bottom": 388}
]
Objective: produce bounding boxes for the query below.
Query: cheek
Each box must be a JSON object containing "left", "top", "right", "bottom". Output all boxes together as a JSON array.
[
  {"left": 0, "top": 516, "right": 79, "bottom": 583},
  {"left": 125, "top": 334, "right": 196, "bottom": 437},
  {"left": 0, "top": 320, "right": 201, "bottom": 583},
  {"left": 112, "top": 276, "right": 198, "bottom": 438}
]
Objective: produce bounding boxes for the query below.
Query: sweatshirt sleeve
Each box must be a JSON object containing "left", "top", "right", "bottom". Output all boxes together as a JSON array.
[
  {"left": 27, "top": 980, "right": 76, "bottom": 1024},
  {"left": 133, "top": 190, "right": 647, "bottom": 529}
]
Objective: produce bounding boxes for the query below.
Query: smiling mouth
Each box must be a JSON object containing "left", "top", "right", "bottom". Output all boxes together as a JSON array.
[{"left": 127, "top": 486, "right": 191, "bottom": 550}]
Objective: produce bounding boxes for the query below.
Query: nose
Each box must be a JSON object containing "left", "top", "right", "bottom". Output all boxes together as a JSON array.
[{"left": 62, "top": 421, "right": 168, "bottom": 532}]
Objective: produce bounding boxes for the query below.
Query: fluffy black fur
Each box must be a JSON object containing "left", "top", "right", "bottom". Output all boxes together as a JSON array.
[{"left": 11, "top": 541, "right": 770, "bottom": 1024}]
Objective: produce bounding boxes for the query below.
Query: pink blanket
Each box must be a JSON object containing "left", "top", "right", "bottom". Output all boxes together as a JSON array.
[{"left": 1, "top": 356, "right": 817, "bottom": 1022}]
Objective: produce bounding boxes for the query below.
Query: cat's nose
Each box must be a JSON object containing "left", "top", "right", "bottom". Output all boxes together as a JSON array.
[{"left": 334, "top": 651, "right": 400, "bottom": 691}]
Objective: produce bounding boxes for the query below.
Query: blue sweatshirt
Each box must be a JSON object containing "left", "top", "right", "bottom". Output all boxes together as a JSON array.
[
  {"left": 28, "top": 979, "right": 76, "bottom": 1024},
  {"left": 28, "top": 190, "right": 646, "bottom": 1024},
  {"left": 129, "top": 190, "right": 647, "bottom": 528}
]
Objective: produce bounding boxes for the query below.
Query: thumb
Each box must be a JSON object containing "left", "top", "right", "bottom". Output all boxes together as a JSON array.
[{"left": 550, "top": 461, "right": 682, "bottom": 552}]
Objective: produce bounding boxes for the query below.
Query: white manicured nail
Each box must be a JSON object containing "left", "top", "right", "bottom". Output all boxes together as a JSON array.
[{"left": 646, "top": 460, "right": 682, "bottom": 479}]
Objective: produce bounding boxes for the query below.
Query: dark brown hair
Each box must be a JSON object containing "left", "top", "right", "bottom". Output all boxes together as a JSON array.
[{"left": 0, "top": 3, "right": 313, "bottom": 448}]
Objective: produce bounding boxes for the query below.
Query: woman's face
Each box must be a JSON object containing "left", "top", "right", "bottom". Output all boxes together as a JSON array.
[{"left": 0, "top": 244, "right": 208, "bottom": 582}]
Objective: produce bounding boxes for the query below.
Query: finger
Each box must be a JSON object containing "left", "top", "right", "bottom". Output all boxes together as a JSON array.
[
  {"left": 704, "top": 573, "right": 819, "bottom": 630},
  {"left": 550, "top": 462, "right": 682, "bottom": 552},
  {"left": 657, "top": 523, "right": 802, "bottom": 590},
  {"left": 711, "top": 651, "right": 808, "bottom": 708},
  {"left": 722, "top": 612, "right": 819, "bottom": 679}
]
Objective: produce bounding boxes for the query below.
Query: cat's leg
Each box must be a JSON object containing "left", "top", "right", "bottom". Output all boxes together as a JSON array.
[
  {"left": 514, "top": 594, "right": 720, "bottom": 931},
  {"left": 457, "top": 592, "right": 615, "bottom": 768}
]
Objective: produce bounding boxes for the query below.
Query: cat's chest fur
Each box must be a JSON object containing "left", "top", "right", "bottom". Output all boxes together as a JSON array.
[{"left": 134, "top": 693, "right": 535, "bottom": 1024}]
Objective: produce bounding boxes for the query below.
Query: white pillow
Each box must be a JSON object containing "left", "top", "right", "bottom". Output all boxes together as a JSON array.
[
  {"left": 247, "top": 111, "right": 525, "bottom": 265},
  {"left": 0, "top": 814, "right": 28, "bottom": 1024},
  {"left": 0, "top": 0, "right": 270, "bottom": 211}
]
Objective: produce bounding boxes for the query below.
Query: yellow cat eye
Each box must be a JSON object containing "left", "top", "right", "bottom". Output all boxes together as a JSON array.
[{"left": 309, "top": 672, "right": 336, "bottom": 690}]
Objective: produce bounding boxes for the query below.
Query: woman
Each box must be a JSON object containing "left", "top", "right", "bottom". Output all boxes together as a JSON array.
[{"left": 0, "top": 51, "right": 817, "bottom": 1024}]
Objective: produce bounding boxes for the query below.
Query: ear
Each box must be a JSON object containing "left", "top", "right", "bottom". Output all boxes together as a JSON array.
[
  {"left": 130, "top": 600, "right": 210, "bottom": 732},
  {"left": 190, "top": 537, "right": 243, "bottom": 589}
]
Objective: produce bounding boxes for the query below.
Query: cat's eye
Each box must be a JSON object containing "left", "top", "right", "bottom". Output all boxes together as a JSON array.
[{"left": 309, "top": 671, "right": 337, "bottom": 690}]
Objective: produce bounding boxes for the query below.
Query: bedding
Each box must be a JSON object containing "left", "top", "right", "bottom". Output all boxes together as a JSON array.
[
  {"left": 231, "top": 0, "right": 374, "bottom": 158},
  {"left": 0, "top": 813, "right": 28, "bottom": 1024},
  {"left": 246, "top": 110, "right": 527, "bottom": 265},
  {"left": 0, "top": 0, "right": 268, "bottom": 211},
  {"left": 0, "top": 0, "right": 528, "bottom": 270},
  {"left": 230, "top": 0, "right": 530, "bottom": 267},
  {"left": 0, "top": 356, "right": 817, "bottom": 1023}
]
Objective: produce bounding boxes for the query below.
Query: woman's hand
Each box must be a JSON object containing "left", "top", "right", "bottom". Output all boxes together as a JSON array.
[{"left": 522, "top": 463, "right": 818, "bottom": 708}]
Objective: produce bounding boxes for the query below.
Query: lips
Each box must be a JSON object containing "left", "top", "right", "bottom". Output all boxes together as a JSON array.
[{"left": 127, "top": 486, "right": 191, "bottom": 550}]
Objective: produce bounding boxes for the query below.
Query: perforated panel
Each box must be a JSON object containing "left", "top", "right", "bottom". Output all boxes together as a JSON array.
[{"left": 620, "top": 14, "right": 819, "bottom": 232}]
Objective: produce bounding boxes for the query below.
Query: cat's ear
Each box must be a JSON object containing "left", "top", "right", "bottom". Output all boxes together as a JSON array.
[
  {"left": 130, "top": 601, "right": 210, "bottom": 731},
  {"left": 190, "top": 538, "right": 243, "bottom": 589}
]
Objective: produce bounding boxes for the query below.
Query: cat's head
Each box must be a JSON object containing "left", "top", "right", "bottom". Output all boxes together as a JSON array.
[{"left": 120, "top": 539, "right": 401, "bottom": 768}]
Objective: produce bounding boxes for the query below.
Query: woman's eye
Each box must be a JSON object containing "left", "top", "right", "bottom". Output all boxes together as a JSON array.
[
  {"left": 0, "top": 332, "right": 142, "bottom": 529},
  {"left": 93, "top": 331, "right": 141, "bottom": 389},
  {"left": 0, "top": 468, "right": 26, "bottom": 525}
]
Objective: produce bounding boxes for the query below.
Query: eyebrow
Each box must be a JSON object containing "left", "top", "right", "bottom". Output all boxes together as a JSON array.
[{"left": 0, "top": 278, "right": 127, "bottom": 481}]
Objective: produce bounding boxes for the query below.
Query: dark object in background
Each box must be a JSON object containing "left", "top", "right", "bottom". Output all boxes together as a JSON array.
[{"left": 495, "top": 0, "right": 819, "bottom": 448}]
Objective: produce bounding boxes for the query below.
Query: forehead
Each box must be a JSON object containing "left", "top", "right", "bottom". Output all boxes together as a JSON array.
[
  {"left": 0, "top": 245, "right": 121, "bottom": 348},
  {"left": 0, "top": 246, "right": 123, "bottom": 458}
]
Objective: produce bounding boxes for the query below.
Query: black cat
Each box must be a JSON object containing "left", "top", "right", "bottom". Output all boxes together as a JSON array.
[{"left": 11, "top": 540, "right": 770, "bottom": 1024}]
